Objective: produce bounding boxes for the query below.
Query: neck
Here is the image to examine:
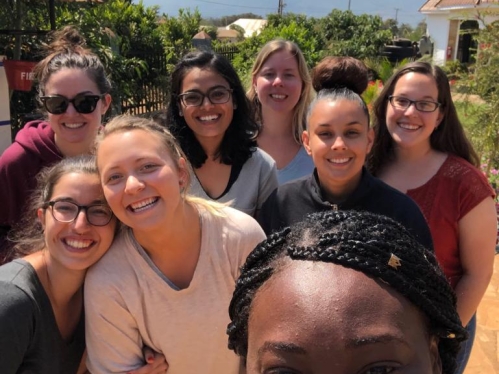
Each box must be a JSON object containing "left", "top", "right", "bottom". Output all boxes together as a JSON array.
[
  {"left": 133, "top": 201, "right": 200, "bottom": 258},
  {"left": 27, "top": 251, "right": 85, "bottom": 307},
  {"left": 393, "top": 142, "right": 434, "bottom": 163},
  {"left": 198, "top": 137, "right": 223, "bottom": 161},
  {"left": 260, "top": 108, "right": 294, "bottom": 138},
  {"left": 318, "top": 170, "right": 362, "bottom": 204},
  {"left": 54, "top": 135, "right": 91, "bottom": 157}
]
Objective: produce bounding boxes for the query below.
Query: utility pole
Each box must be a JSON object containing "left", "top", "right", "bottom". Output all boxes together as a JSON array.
[
  {"left": 348, "top": 0, "right": 351, "bottom": 11},
  {"left": 394, "top": 8, "right": 400, "bottom": 23},
  {"left": 278, "top": 0, "right": 285, "bottom": 16}
]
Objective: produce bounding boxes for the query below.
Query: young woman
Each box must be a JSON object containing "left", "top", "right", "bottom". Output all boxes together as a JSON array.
[
  {"left": 368, "top": 61, "right": 496, "bottom": 373},
  {"left": 165, "top": 51, "right": 277, "bottom": 217},
  {"left": 86, "top": 115, "right": 267, "bottom": 373},
  {"left": 258, "top": 57, "right": 432, "bottom": 249},
  {"left": 0, "top": 26, "right": 112, "bottom": 261},
  {"left": 0, "top": 156, "right": 166, "bottom": 374},
  {"left": 228, "top": 210, "right": 467, "bottom": 374},
  {"left": 248, "top": 39, "right": 314, "bottom": 184}
]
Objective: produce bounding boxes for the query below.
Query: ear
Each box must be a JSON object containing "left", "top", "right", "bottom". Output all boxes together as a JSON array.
[
  {"left": 436, "top": 109, "right": 444, "bottom": 128},
  {"left": 177, "top": 157, "right": 189, "bottom": 187},
  {"left": 37, "top": 208, "right": 46, "bottom": 230},
  {"left": 302, "top": 130, "right": 312, "bottom": 156},
  {"left": 366, "top": 127, "right": 375, "bottom": 154},
  {"left": 429, "top": 335, "right": 442, "bottom": 374},
  {"left": 101, "top": 93, "right": 112, "bottom": 115}
]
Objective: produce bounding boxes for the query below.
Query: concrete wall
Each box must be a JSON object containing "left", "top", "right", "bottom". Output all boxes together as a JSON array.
[{"left": 0, "top": 60, "right": 12, "bottom": 155}]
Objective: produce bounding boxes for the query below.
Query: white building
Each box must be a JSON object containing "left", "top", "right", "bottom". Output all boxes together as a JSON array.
[
  {"left": 420, "top": 0, "right": 499, "bottom": 65},
  {"left": 227, "top": 19, "right": 268, "bottom": 38}
]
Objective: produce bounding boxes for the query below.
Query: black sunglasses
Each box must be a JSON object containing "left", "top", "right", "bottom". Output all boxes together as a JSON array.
[{"left": 40, "top": 93, "right": 105, "bottom": 114}]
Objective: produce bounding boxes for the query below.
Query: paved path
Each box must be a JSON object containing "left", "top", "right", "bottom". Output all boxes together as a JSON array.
[{"left": 465, "top": 254, "right": 499, "bottom": 373}]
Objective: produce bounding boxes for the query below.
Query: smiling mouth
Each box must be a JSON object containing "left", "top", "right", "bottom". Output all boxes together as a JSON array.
[
  {"left": 63, "top": 123, "right": 86, "bottom": 129},
  {"left": 198, "top": 114, "right": 221, "bottom": 122},
  {"left": 327, "top": 158, "right": 351, "bottom": 164},
  {"left": 398, "top": 123, "right": 420, "bottom": 130},
  {"left": 270, "top": 94, "right": 287, "bottom": 100},
  {"left": 64, "top": 238, "right": 94, "bottom": 250},
  {"left": 128, "top": 197, "right": 159, "bottom": 213}
]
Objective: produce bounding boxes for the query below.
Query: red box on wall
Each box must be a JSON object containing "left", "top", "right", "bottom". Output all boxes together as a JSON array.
[{"left": 3, "top": 60, "right": 37, "bottom": 92}]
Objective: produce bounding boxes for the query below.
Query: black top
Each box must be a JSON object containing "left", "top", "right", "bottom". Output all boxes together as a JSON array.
[
  {"left": 258, "top": 168, "right": 433, "bottom": 250},
  {"left": 0, "top": 259, "right": 85, "bottom": 374}
]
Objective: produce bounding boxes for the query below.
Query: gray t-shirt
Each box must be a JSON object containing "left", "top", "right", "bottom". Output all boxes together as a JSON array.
[{"left": 0, "top": 259, "right": 85, "bottom": 374}]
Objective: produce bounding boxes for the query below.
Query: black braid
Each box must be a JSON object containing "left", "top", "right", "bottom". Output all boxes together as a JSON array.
[{"left": 227, "top": 210, "right": 467, "bottom": 374}]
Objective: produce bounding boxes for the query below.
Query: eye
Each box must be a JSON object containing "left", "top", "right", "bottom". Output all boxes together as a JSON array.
[
  {"left": 141, "top": 163, "right": 159, "bottom": 172},
  {"left": 265, "top": 368, "right": 300, "bottom": 374},
  {"left": 88, "top": 205, "right": 112, "bottom": 217},
  {"left": 394, "top": 97, "right": 410, "bottom": 106},
  {"left": 183, "top": 93, "right": 202, "bottom": 105},
  {"left": 345, "top": 129, "right": 360, "bottom": 137},
  {"left": 364, "top": 366, "right": 396, "bottom": 374},
  {"left": 418, "top": 101, "right": 434, "bottom": 110},
  {"left": 105, "top": 174, "right": 122, "bottom": 184}
]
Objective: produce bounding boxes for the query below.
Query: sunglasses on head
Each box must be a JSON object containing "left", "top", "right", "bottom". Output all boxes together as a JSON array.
[{"left": 40, "top": 93, "right": 105, "bottom": 114}]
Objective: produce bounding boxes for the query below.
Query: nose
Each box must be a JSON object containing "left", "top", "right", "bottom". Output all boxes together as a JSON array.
[
  {"left": 73, "top": 209, "right": 91, "bottom": 232},
  {"left": 124, "top": 175, "right": 145, "bottom": 194},
  {"left": 200, "top": 95, "right": 214, "bottom": 108},
  {"left": 65, "top": 102, "right": 78, "bottom": 115},
  {"left": 403, "top": 102, "right": 418, "bottom": 115},
  {"left": 331, "top": 136, "right": 347, "bottom": 150},
  {"left": 272, "top": 75, "right": 283, "bottom": 87}
]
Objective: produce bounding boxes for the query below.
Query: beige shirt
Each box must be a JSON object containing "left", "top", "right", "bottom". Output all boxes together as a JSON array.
[{"left": 85, "top": 206, "right": 265, "bottom": 374}]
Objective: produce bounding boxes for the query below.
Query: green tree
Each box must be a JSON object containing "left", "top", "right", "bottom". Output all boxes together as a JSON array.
[
  {"left": 231, "top": 13, "right": 324, "bottom": 84},
  {"left": 319, "top": 10, "right": 392, "bottom": 59},
  {"left": 158, "top": 8, "right": 201, "bottom": 71},
  {"left": 382, "top": 18, "right": 399, "bottom": 37},
  {"left": 458, "top": 15, "right": 499, "bottom": 173}
]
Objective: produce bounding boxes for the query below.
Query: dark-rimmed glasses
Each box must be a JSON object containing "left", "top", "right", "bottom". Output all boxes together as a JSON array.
[
  {"left": 43, "top": 200, "right": 113, "bottom": 227},
  {"left": 178, "top": 87, "right": 233, "bottom": 107},
  {"left": 388, "top": 95, "right": 441, "bottom": 113},
  {"left": 40, "top": 93, "right": 105, "bottom": 115}
]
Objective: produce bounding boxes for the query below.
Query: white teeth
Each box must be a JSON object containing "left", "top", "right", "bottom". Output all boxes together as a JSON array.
[
  {"left": 199, "top": 115, "right": 219, "bottom": 121},
  {"left": 64, "top": 123, "right": 85, "bottom": 129},
  {"left": 65, "top": 239, "right": 93, "bottom": 249},
  {"left": 399, "top": 123, "right": 419, "bottom": 130},
  {"left": 328, "top": 158, "right": 350, "bottom": 164},
  {"left": 130, "top": 197, "right": 157, "bottom": 212},
  {"left": 271, "top": 94, "right": 286, "bottom": 99}
]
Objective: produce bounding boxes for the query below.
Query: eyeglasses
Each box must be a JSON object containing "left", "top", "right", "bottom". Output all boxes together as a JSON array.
[
  {"left": 40, "top": 93, "right": 105, "bottom": 114},
  {"left": 43, "top": 200, "right": 114, "bottom": 227},
  {"left": 178, "top": 87, "right": 233, "bottom": 107},
  {"left": 388, "top": 95, "right": 441, "bottom": 113}
]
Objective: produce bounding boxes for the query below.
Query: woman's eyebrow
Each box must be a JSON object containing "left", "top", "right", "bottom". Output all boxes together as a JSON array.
[
  {"left": 258, "top": 341, "right": 307, "bottom": 356},
  {"left": 346, "top": 334, "right": 409, "bottom": 348}
]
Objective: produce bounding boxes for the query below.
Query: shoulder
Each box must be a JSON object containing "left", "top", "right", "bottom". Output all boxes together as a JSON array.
[
  {"left": 440, "top": 155, "right": 493, "bottom": 194},
  {"left": 370, "top": 175, "right": 422, "bottom": 210},
  {"left": 85, "top": 232, "right": 137, "bottom": 284},
  {"left": 0, "top": 262, "right": 38, "bottom": 319},
  {"left": 247, "top": 148, "right": 276, "bottom": 168},
  {"left": 205, "top": 205, "right": 264, "bottom": 236}
]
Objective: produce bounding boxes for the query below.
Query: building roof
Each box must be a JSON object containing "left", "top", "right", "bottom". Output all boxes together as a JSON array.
[
  {"left": 193, "top": 31, "right": 211, "bottom": 40},
  {"left": 420, "top": 0, "right": 499, "bottom": 11},
  {"left": 217, "top": 28, "right": 239, "bottom": 39},
  {"left": 228, "top": 19, "right": 268, "bottom": 38}
]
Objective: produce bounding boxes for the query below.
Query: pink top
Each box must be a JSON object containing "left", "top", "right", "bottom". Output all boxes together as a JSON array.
[{"left": 407, "top": 155, "right": 494, "bottom": 288}]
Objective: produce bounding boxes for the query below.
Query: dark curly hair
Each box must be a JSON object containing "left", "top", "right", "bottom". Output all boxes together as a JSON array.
[
  {"left": 166, "top": 51, "right": 258, "bottom": 168},
  {"left": 227, "top": 210, "right": 467, "bottom": 374}
]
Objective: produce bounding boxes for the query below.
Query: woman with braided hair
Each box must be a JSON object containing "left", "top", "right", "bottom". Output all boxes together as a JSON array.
[
  {"left": 258, "top": 56, "right": 432, "bottom": 250},
  {"left": 228, "top": 210, "right": 467, "bottom": 374}
]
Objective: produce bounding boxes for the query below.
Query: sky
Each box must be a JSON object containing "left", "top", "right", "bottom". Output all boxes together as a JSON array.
[{"left": 139, "top": 0, "right": 426, "bottom": 26}]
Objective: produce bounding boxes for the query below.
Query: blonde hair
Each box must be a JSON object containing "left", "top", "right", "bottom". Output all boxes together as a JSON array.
[
  {"left": 95, "top": 115, "right": 227, "bottom": 216},
  {"left": 247, "top": 39, "right": 313, "bottom": 144}
]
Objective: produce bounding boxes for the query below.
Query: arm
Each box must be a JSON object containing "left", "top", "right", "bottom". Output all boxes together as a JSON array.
[
  {"left": 77, "top": 348, "right": 168, "bottom": 374},
  {"left": 454, "top": 196, "right": 496, "bottom": 326},
  {"left": 84, "top": 270, "right": 145, "bottom": 374},
  {"left": 0, "top": 283, "right": 35, "bottom": 373}
]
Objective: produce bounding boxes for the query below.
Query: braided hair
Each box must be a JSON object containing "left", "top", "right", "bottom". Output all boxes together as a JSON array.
[{"left": 227, "top": 210, "right": 467, "bottom": 374}]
